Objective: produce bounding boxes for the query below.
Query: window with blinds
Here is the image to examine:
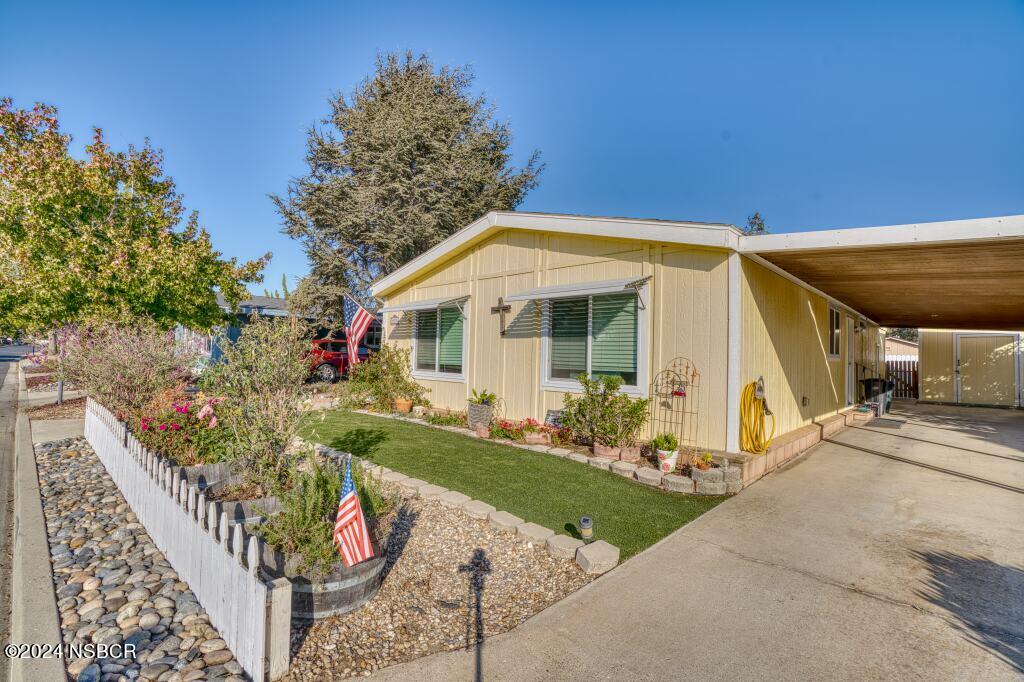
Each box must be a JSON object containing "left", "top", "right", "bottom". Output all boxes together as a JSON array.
[
  {"left": 549, "top": 292, "right": 638, "bottom": 386},
  {"left": 415, "top": 307, "right": 463, "bottom": 374}
]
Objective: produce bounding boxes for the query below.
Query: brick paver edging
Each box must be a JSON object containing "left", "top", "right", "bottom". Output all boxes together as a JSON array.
[{"left": 296, "top": 436, "right": 619, "bottom": 575}]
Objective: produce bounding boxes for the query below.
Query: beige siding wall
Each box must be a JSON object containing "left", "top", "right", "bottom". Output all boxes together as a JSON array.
[
  {"left": 739, "top": 258, "right": 883, "bottom": 438},
  {"left": 382, "top": 227, "right": 731, "bottom": 450}
]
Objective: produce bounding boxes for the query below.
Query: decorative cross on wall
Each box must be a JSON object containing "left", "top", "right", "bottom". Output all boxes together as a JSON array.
[{"left": 491, "top": 297, "right": 512, "bottom": 336}]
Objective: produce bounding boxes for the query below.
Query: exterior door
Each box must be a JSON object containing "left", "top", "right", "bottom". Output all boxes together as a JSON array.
[
  {"left": 955, "top": 334, "right": 1020, "bottom": 406},
  {"left": 846, "top": 317, "right": 855, "bottom": 404}
]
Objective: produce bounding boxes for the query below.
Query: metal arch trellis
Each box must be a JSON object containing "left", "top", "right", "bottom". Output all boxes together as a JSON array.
[{"left": 649, "top": 357, "right": 702, "bottom": 451}]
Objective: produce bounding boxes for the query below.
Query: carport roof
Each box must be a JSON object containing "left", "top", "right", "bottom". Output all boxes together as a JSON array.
[{"left": 741, "top": 215, "right": 1024, "bottom": 330}]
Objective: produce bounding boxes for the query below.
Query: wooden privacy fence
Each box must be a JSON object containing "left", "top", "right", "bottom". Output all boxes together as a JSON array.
[
  {"left": 84, "top": 398, "right": 292, "bottom": 680},
  {"left": 885, "top": 358, "right": 919, "bottom": 399}
]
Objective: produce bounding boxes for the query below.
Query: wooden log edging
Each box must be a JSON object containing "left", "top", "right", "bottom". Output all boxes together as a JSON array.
[{"left": 83, "top": 398, "right": 291, "bottom": 681}]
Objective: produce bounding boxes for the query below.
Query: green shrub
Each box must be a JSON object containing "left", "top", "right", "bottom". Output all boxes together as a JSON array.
[
  {"left": 347, "top": 343, "right": 429, "bottom": 412},
  {"left": 259, "top": 456, "right": 395, "bottom": 575},
  {"left": 560, "top": 374, "right": 650, "bottom": 446},
  {"left": 426, "top": 410, "right": 467, "bottom": 427},
  {"left": 200, "top": 315, "right": 311, "bottom": 486}
]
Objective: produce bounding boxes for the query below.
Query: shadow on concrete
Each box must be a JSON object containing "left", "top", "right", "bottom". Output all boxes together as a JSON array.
[
  {"left": 459, "top": 548, "right": 491, "bottom": 682},
  {"left": 913, "top": 550, "right": 1024, "bottom": 674}
]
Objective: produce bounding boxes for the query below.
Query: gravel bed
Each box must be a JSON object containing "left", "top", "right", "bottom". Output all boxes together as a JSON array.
[
  {"left": 26, "top": 396, "right": 87, "bottom": 420},
  {"left": 25, "top": 375, "right": 75, "bottom": 392},
  {"left": 284, "top": 491, "right": 593, "bottom": 680},
  {"left": 35, "top": 437, "right": 245, "bottom": 682}
]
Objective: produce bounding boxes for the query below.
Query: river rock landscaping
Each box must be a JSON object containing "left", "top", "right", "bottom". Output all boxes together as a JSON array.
[
  {"left": 35, "top": 436, "right": 244, "bottom": 682},
  {"left": 285, "top": 483, "right": 592, "bottom": 680}
]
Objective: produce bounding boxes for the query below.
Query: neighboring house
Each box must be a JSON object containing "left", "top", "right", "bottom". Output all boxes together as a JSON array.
[
  {"left": 884, "top": 336, "right": 919, "bottom": 360},
  {"left": 919, "top": 329, "right": 1023, "bottom": 407},
  {"left": 370, "top": 212, "right": 893, "bottom": 453}
]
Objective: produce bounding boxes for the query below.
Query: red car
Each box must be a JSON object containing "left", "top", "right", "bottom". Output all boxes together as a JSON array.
[{"left": 309, "top": 322, "right": 381, "bottom": 382}]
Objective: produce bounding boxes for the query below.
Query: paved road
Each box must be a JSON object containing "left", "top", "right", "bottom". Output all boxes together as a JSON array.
[
  {"left": 376, "top": 403, "right": 1024, "bottom": 681},
  {"left": 0, "top": 360, "right": 22, "bottom": 681}
]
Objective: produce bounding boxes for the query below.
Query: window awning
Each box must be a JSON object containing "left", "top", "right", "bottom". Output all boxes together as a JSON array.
[
  {"left": 378, "top": 295, "right": 469, "bottom": 314},
  {"left": 504, "top": 276, "right": 650, "bottom": 302}
]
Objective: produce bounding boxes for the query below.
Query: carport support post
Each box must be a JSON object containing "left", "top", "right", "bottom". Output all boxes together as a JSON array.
[{"left": 726, "top": 252, "right": 742, "bottom": 454}]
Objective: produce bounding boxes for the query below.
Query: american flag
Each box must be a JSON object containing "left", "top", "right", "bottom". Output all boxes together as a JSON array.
[
  {"left": 334, "top": 457, "right": 374, "bottom": 567},
  {"left": 343, "top": 294, "right": 375, "bottom": 366}
]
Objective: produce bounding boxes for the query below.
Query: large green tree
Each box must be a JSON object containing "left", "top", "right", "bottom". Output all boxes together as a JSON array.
[
  {"left": 273, "top": 51, "right": 542, "bottom": 316},
  {"left": 0, "top": 98, "right": 268, "bottom": 335}
]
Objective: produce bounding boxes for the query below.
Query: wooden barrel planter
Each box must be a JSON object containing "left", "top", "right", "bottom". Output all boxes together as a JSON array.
[
  {"left": 260, "top": 536, "right": 387, "bottom": 620},
  {"left": 181, "top": 462, "right": 387, "bottom": 620}
]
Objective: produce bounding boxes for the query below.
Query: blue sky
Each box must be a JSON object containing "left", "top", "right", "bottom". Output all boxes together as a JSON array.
[{"left": 3, "top": 1, "right": 1022, "bottom": 293}]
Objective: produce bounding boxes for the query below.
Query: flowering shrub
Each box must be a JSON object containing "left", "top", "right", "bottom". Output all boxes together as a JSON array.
[
  {"left": 200, "top": 315, "right": 312, "bottom": 486},
  {"left": 347, "top": 344, "right": 429, "bottom": 412},
  {"left": 136, "top": 390, "right": 231, "bottom": 466},
  {"left": 489, "top": 418, "right": 524, "bottom": 440},
  {"left": 65, "top": 319, "right": 197, "bottom": 418}
]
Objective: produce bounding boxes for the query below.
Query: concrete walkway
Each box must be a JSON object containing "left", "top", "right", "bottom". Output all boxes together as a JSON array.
[{"left": 376, "top": 404, "right": 1024, "bottom": 681}]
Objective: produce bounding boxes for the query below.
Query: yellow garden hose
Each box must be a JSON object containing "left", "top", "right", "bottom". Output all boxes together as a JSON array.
[{"left": 740, "top": 379, "right": 776, "bottom": 454}]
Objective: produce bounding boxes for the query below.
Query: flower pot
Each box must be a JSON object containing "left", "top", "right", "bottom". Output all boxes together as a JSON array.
[
  {"left": 657, "top": 449, "right": 679, "bottom": 473},
  {"left": 619, "top": 444, "right": 642, "bottom": 462},
  {"left": 394, "top": 398, "right": 413, "bottom": 413},
  {"left": 523, "top": 431, "right": 551, "bottom": 445},
  {"left": 474, "top": 424, "right": 490, "bottom": 438},
  {"left": 467, "top": 401, "right": 493, "bottom": 430},
  {"left": 592, "top": 442, "right": 621, "bottom": 460}
]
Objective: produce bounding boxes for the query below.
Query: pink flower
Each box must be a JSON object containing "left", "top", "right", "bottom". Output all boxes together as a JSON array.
[
  {"left": 141, "top": 423, "right": 150, "bottom": 431},
  {"left": 207, "top": 416, "right": 217, "bottom": 429},
  {"left": 197, "top": 404, "right": 213, "bottom": 420},
  {"left": 170, "top": 423, "right": 181, "bottom": 431},
  {"left": 158, "top": 424, "right": 168, "bottom": 432}
]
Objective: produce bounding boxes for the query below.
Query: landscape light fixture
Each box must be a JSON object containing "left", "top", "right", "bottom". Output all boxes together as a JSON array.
[{"left": 579, "top": 516, "right": 593, "bottom": 542}]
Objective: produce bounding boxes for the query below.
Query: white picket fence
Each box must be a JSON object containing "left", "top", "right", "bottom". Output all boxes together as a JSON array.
[{"left": 84, "top": 398, "right": 291, "bottom": 680}]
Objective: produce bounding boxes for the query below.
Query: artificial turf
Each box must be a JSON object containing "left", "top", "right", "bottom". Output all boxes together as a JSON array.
[{"left": 302, "top": 410, "right": 725, "bottom": 559}]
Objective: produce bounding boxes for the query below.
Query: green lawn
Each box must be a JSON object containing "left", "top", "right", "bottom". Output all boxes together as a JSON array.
[{"left": 302, "top": 410, "right": 725, "bottom": 559}]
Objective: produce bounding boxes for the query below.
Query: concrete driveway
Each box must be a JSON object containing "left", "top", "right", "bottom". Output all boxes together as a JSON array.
[{"left": 376, "top": 402, "right": 1024, "bottom": 681}]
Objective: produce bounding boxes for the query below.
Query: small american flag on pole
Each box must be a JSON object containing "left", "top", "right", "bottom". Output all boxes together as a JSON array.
[
  {"left": 334, "top": 457, "right": 374, "bottom": 567},
  {"left": 343, "top": 294, "right": 375, "bottom": 367}
]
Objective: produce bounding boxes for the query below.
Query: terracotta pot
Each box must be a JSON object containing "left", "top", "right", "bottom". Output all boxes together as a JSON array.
[
  {"left": 592, "top": 442, "right": 621, "bottom": 460},
  {"left": 394, "top": 398, "right": 413, "bottom": 413},
  {"left": 523, "top": 431, "right": 551, "bottom": 446},
  {"left": 474, "top": 424, "right": 490, "bottom": 438},
  {"left": 619, "top": 444, "right": 642, "bottom": 462}
]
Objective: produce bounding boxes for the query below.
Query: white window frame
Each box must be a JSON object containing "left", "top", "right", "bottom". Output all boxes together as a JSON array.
[
  {"left": 827, "top": 306, "right": 842, "bottom": 359},
  {"left": 539, "top": 284, "right": 649, "bottom": 398},
  {"left": 411, "top": 305, "right": 468, "bottom": 383}
]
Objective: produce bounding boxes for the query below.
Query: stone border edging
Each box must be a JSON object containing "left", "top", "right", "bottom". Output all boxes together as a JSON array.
[
  {"left": 10, "top": 366, "right": 66, "bottom": 682},
  {"left": 348, "top": 409, "right": 736, "bottom": 497},
  {"left": 297, "top": 436, "right": 620, "bottom": 575}
]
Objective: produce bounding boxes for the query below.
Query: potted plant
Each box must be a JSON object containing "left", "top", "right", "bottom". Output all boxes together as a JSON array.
[
  {"left": 521, "top": 418, "right": 551, "bottom": 445},
  {"left": 690, "top": 451, "right": 715, "bottom": 471},
  {"left": 651, "top": 433, "right": 679, "bottom": 473},
  {"left": 561, "top": 374, "right": 650, "bottom": 461},
  {"left": 394, "top": 397, "right": 413, "bottom": 413},
  {"left": 467, "top": 389, "right": 497, "bottom": 431}
]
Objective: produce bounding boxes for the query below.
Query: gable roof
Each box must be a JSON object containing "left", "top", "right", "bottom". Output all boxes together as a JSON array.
[{"left": 370, "top": 211, "right": 742, "bottom": 298}]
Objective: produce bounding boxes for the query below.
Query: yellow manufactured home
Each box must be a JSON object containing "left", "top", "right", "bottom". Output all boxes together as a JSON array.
[
  {"left": 371, "top": 212, "right": 885, "bottom": 453},
  {"left": 920, "top": 329, "right": 1023, "bottom": 407}
]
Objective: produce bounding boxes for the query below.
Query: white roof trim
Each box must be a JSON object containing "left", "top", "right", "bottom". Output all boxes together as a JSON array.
[
  {"left": 378, "top": 295, "right": 469, "bottom": 313},
  {"left": 740, "top": 214, "right": 1024, "bottom": 253},
  {"left": 505, "top": 277, "right": 649, "bottom": 302},
  {"left": 370, "top": 211, "right": 739, "bottom": 298}
]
